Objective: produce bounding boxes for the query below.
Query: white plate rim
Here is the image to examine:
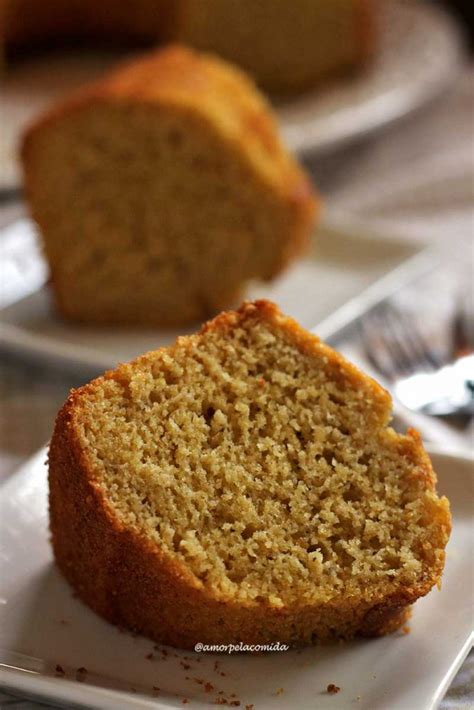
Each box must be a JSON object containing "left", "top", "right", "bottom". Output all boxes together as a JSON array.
[{"left": 278, "top": 1, "right": 465, "bottom": 157}]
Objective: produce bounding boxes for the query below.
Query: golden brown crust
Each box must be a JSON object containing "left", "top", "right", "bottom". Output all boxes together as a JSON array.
[{"left": 49, "top": 300, "right": 451, "bottom": 649}]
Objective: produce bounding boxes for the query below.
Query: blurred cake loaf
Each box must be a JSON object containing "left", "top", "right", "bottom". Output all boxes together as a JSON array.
[
  {"left": 167, "top": 0, "right": 376, "bottom": 93},
  {"left": 2, "top": 0, "right": 375, "bottom": 93},
  {"left": 49, "top": 300, "right": 451, "bottom": 649},
  {"left": 21, "top": 46, "right": 317, "bottom": 326}
]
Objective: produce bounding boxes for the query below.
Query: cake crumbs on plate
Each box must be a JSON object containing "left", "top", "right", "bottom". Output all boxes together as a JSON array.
[
  {"left": 54, "top": 664, "right": 65, "bottom": 676},
  {"left": 75, "top": 667, "right": 87, "bottom": 682},
  {"left": 213, "top": 699, "right": 240, "bottom": 707},
  {"left": 276, "top": 688, "right": 284, "bottom": 695},
  {"left": 152, "top": 686, "right": 160, "bottom": 694},
  {"left": 327, "top": 684, "right": 340, "bottom": 694},
  {"left": 181, "top": 661, "right": 191, "bottom": 670},
  {"left": 190, "top": 677, "right": 214, "bottom": 692},
  {"left": 245, "top": 706, "right": 254, "bottom": 710},
  {"left": 145, "top": 652, "right": 155, "bottom": 660},
  {"left": 402, "top": 625, "right": 410, "bottom": 634}
]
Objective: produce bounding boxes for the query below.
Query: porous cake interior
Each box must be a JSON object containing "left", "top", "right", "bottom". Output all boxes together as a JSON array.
[
  {"left": 27, "top": 104, "right": 302, "bottom": 324},
  {"left": 75, "top": 311, "right": 448, "bottom": 605}
]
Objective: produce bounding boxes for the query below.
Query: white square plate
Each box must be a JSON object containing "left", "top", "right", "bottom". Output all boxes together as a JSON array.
[
  {"left": 0, "top": 446, "right": 472, "bottom": 710},
  {"left": 0, "top": 216, "right": 432, "bottom": 375}
]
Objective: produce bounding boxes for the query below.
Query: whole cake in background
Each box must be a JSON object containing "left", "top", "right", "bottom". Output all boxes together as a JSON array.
[
  {"left": 49, "top": 300, "right": 451, "bottom": 649},
  {"left": 2, "top": 0, "right": 376, "bottom": 93},
  {"left": 21, "top": 45, "right": 317, "bottom": 326},
  {"left": 168, "top": 0, "right": 376, "bottom": 94}
]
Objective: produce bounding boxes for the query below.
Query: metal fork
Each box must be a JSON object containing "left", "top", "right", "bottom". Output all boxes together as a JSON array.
[
  {"left": 360, "top": 302, "right": 445, "bottom": 380},
  {"left": 360, "top": 300, "right": 474, "bottom": 418}
]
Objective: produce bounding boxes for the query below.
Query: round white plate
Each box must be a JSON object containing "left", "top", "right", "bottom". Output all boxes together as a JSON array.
[
  {"left": 0, "top": 0, "right": 464, "bottom": 191},
  {"left": 277, "top": 0, "right": 464, "bottom": 155}
]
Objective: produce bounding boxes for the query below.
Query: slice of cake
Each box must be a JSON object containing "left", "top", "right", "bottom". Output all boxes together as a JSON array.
[
  {"left": 166, "top": 0, "right": 376, "bottom": 94},
  {"left": 21, "top": 46, "right": 317, "bottom": 326},
  {"left": 49, "top": 300, "right": 451, "bottom": 649}
]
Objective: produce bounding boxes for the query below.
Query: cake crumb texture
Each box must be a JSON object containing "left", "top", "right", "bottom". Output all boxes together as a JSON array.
[{"left": 49, "top": 300, "right": 451, "bottom": 648}]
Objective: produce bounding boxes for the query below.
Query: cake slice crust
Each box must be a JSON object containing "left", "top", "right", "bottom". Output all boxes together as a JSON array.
[{"left": 49, "top": 300, "right": 450, "bottom": 648}]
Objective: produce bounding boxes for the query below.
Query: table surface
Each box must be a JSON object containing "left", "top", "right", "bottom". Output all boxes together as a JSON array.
[{"left": 0, "top": 65, "right": 473, "bottom": 709}]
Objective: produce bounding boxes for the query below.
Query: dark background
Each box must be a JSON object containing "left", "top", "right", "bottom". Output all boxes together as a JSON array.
[{"left": 437, "top": 0, "right": 474, "bottom": 45}]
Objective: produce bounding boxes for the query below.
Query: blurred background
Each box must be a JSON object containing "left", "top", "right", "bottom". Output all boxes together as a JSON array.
[
  {"left": 436, "top": 0, "right": 473, "bottom": 44},
  {"left": 0, "top": 0, "right": 473, "bottom": 707}
]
